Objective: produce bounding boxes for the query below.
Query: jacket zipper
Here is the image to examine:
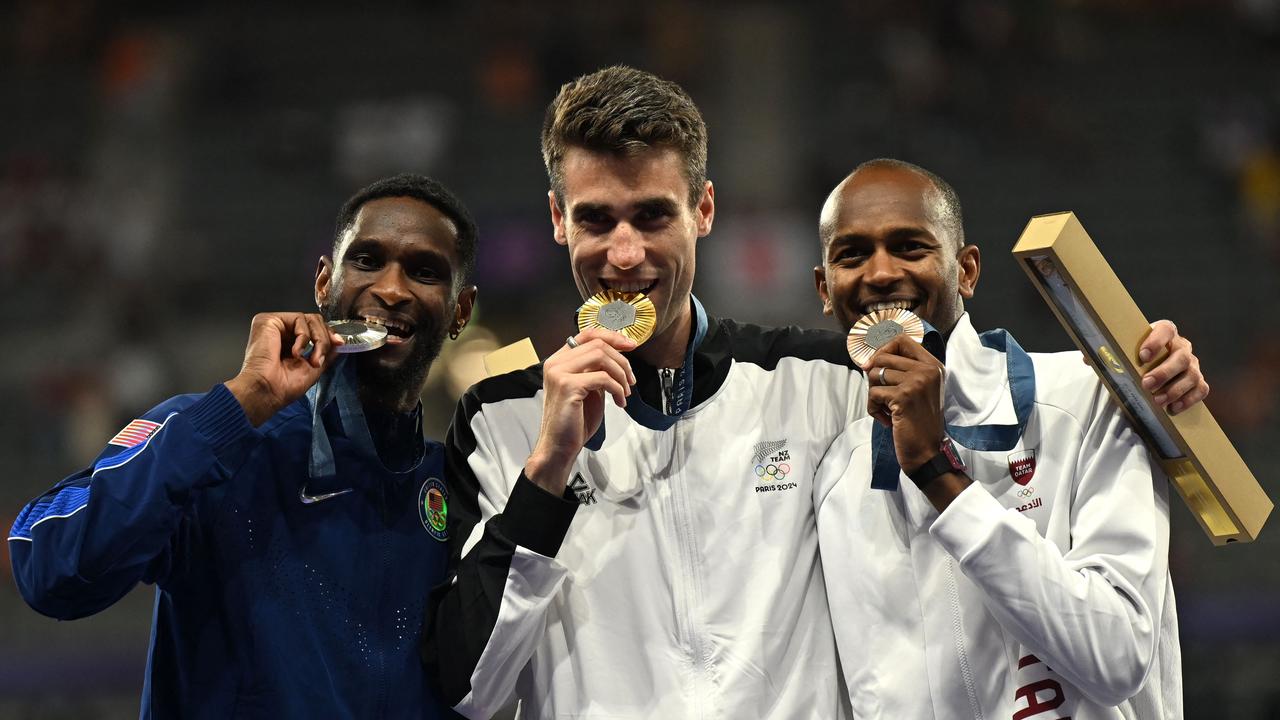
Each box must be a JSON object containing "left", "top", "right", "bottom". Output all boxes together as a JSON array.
[
  {"left": 659, "top": 368, "right": 676, "bottom": 415},
  {"left": 668, "top": 417, "right": 708, "bottom": 717}
]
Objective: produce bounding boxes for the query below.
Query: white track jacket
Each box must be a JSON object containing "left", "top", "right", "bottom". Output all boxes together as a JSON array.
[
  {"left": 815, "top": 314, "right": 1182, "bottom": 719},
  {"left": 425, "top": 305, "right": 864, "bottom": 719}
]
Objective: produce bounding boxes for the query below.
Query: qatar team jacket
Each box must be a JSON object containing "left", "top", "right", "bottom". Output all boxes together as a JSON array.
[
  {"left": 816, "top": 313, "right": 1182, "bottom": 719},
  {"left": 424, "top": 299, "right": 866, "bottom": 719},
  {"left": 9, "top": 382, "right": 457, "bottom": 719}
]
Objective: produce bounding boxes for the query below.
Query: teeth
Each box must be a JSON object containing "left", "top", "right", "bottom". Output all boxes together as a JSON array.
[
  {"left": 605, "top": 281, "right": 655, "bottom": 294},
  {"left": 864, "top": 300, "right": 915, "bottom": 313},
  {"left": 364, "top": 316, "right": 410, "bottom": 333}
]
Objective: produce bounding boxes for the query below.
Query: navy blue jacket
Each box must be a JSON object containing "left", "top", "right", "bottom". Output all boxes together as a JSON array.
[{"left": 9, "top": 383, "right": 456, "bottom": 719}]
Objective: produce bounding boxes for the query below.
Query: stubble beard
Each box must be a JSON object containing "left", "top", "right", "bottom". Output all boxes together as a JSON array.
[{"left": 322, "top": 294, "right": 447, "bottom": 412}]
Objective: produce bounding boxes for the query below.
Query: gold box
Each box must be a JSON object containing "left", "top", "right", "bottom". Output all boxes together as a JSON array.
[{"left": 1012, "top": 212, "right": 1272, "bottom": 545}]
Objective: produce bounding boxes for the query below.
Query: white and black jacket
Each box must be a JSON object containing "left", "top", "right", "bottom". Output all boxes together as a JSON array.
[
  {"left": 424, "top": 299, "right": 865, "bottom": 719},
  {"left": 815, "top": 314, "right": 1181, "bottom": 719}
]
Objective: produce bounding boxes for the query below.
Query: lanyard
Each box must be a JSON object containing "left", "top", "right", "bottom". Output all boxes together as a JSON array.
[
  {"left": 618, "top": 294, "right": 709, "bottom": 432},
  {"left": 307, "top": 356, "right": 379, "bottom": 481},
  {"left": 871, "top": 326, "right": 1035, "bottom": 491}
]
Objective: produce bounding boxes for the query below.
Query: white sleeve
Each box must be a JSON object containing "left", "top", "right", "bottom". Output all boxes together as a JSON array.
[{"left": 928, "top": 385, "right": 1171, "bottom": 706}]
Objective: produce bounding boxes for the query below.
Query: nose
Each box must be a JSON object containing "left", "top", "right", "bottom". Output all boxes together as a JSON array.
[
  {"left": 863, "top": 247, "right": 904, "bottom": 287},
  {"left": 605, "top": 224, "right": 645, "bottom": 270},
  {"left": 370, "top": 264, "right": 413, "bottom": 306}
]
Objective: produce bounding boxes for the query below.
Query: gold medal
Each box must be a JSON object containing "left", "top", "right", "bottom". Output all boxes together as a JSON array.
[
  {"left": 576, "top": 290, "right": 657, "bottom": 345},
  {"left": 847, "top": 308, "right": 924, "bottom": 365}
]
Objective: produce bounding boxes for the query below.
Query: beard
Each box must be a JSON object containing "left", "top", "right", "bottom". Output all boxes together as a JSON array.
[{"left": 322, "top": 296, "right": 448, "bottom": 411}]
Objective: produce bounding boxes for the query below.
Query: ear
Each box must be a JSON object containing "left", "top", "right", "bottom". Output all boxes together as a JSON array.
[
  {"left": 549, "top": 191, "right": 568, "bottom": 246},
  {"left": 957, "top": 244, "right": 981, "bottom": 299},
  {"left": 814, "top": 264, "right": 833, "bottom": 315},
  {"left": 695, "top": 181, "right": 715, "bottom": 237},
  {"left": 315, "top": 256, "right": 334, "bottom": 309},
  {"left": 452, "top": 285, "right": 478, "bottom": 335}
]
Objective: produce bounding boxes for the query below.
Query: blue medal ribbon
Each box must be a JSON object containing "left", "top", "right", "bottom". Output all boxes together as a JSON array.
[
  {"left": 307, "top": 356, "right": 380, "bottom": 481},
  {"left": 870, "top": 325, "right": 1035, "bottom": 491}
]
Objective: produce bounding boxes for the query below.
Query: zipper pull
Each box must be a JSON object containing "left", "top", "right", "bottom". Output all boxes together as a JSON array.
[{"left": 659, "top": 368, "right": 676, "bottom": 416}]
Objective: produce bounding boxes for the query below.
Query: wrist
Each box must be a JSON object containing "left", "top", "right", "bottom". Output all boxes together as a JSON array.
[
  {"left": 225, "top": 374, "right": 280, "bottom": 427},
  {"left": 906, "top": 437, "right": 967, "bottom": 490},
  {"left": 524, "top": 448, "right": 576, "bottom": 495}
]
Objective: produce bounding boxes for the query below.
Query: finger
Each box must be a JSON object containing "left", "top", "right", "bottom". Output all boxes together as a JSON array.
[
  {"left": 553, "top": 344, "right": 634, "bottom": 396},
  {"left": 1168, "top": 379, "right": 1209, "bottom": 415},
  {"left": 571, "top": 336, "right": 636, "bottom": 386},
  {"left": 303, "top": 314, "right": 333, "bottom": 367},
  {"left": 1141, "top": 341, "right": 1190, "bottom": 392},
  {"left": 1153, "top": 371, "right": 1200, "bottom": 408},
  {"left": 1139, "top": 320, "right": 1177, "bottom": 364},
  {"left": 289, "top": 314, "right": 315, "bottom": 362},
  {"left": 863, "top": 335, "right": 935, "bottom": 369},
  {"left": 574, "top": 327, "right": 639, "bottom": 354},
  {"left": 866, "top": 390, "right": 892, "bottom": 427},
  {"left": 573, "top": 371, "right": 629, "bottom": 408}
]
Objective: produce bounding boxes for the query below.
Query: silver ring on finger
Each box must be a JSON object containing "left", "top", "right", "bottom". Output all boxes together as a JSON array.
[
  {"left": 565, "top": 336, "right": 579, "bottom": 349},
  {"left": 878, "top": 366, "right": 888, "bottom": 386}
]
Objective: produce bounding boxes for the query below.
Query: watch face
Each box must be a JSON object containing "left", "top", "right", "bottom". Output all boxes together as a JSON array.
[{"left": 941, "top": 438, "right": 966, "bottom": 471}]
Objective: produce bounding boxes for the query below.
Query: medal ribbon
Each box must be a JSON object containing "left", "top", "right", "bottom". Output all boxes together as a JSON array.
[
  {"left": 870, "top": 326, "right": 1035, "bottom": 491},
  {"left": 618, "top": 294, "right": 709, "bottom": 432},
  {"left": 307, "top": 356, "right": 380, "bottom": 481}
]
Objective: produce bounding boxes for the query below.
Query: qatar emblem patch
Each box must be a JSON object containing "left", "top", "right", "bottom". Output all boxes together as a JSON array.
[
  {"left": 1008, "top": 449, "right": 1037, "bottom": 486},
  {"left": 419, "top": 477, "right": 449, "bottom": 542}
]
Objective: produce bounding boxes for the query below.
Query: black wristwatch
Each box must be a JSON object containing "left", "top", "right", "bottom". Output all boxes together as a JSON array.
[{"left": 906, "top": 437, "right": 967, "bottom": 489}]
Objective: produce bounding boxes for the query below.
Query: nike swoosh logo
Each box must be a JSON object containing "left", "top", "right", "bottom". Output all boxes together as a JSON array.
[{"left": 299, "top": 486, "right": 354, "bottom": 505}]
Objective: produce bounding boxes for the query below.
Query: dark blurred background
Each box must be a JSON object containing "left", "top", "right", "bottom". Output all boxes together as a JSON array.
[{"left": 2, "top": 0, "right": 1279, "bottom": 717}]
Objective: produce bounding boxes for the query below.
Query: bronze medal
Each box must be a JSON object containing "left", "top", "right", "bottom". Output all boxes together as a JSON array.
[{"left": 847, "top": 308, "right": 925, "bottom": 365}]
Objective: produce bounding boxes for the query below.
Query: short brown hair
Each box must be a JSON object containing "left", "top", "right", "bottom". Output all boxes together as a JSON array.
[{"left": 541, "top": 65, "right": 709, "bottom": 209}]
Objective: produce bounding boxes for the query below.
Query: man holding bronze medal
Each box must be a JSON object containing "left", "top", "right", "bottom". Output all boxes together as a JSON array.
[
  {"left": 10, "top": 174, "right": 476, "bottom": 718},
  {"left": 812, "top": 158, "right": 1201, "bottom": 718}
]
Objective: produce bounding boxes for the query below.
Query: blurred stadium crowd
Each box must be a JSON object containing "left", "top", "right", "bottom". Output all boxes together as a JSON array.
[{"left": 2, "top": 0, "right": 1279, "bottom": 717}]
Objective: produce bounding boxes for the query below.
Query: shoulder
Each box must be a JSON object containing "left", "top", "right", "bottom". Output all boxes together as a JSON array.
[
  {"left": 718, "top": 318, "right": 854, "bottom": 371},
  {"left": 1029, "top": 349, "right": 1109, "bottom": 423},
  {"left": 452, "top": 364, "right": 545, "bottom": 429}
]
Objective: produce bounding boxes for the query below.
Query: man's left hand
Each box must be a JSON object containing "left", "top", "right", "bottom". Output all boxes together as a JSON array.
[
  {"left": 1138, "top": 319, "right": 1209, "bottom": 415},
  {"left": 863, "top": 336, "right": 948, "bottom": 474}
]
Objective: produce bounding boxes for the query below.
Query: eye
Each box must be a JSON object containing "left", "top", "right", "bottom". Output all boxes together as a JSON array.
[
  {"left": 577, "top": 210, "right": 613, "bottom": 230},
  {"left": 634, "top": 207, "right": 671, "bottom": 229},
  {"left": 348, "top": 252, "right": 379, "bottom": 270},
  {"left": 412, "top": 265, "right": 446, "bottom": 283},
  {"left": 833, "top": 247, "right": 869, "bottom": 264},
  {"left": 896, "top": 240, "right": 931, "bottom": 255}
]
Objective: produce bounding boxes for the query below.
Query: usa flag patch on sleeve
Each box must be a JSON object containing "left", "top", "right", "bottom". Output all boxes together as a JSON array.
[{"left": 108, "top": 419, "right": 162, "bottom": 448}]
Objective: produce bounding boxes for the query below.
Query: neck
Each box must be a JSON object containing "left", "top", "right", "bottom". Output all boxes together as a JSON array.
[
  {"left": 636, "top": 300, "right": 693, "bottom": 368},
  {"left": 357, "top": 381, "right": 425, "bottom": 415}
]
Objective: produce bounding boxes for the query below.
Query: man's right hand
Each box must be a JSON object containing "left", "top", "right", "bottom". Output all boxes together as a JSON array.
[
  {"left": 524, "top": 328, "right": 637, "bottom": 495},
  {"left": 225, "top": 313, "right": 345, "bottom": 427}
]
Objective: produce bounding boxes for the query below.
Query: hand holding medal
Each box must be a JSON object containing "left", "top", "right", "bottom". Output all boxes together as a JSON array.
[{"left": 524, "top": 291, "right": 648, "bottom": 496}]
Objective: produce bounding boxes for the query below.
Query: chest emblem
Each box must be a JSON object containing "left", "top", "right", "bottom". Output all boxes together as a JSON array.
[
  {"left": 1008, "top": 449, "right": 1037, "bottom": 486},
  {"left": 569, "top": 473, "right": 598, "bottom": 505},
  {"left": 752, "top": 439, "right": 797, "bottom": 493},
  {"left": 419, "top": 477, "right": 448, "bottom": 541}
]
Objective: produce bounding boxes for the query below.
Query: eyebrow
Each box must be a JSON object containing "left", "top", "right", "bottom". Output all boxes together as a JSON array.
[
  {"left": 571, "top": 197, "right": 680, "bottom": 219},
  {"left": 344, "top": 238, "right": 455, "bottom": 269},
  {"left": 828, "top": 226, "right": 938, "bottom": 248}
]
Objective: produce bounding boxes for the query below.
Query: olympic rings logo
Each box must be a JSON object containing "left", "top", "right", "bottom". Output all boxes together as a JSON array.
[
  {"left": 1016, "top": 487, "right": 1035, "bottom": 498},
  {"left": 755, "top": 463, "right": 791, "bottom": 482}
]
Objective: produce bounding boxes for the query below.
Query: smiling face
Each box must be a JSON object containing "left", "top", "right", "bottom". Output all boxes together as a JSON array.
[
  {"left": 550, "top": 146, "right": 714, "bottom": 366},
  {"left": 316, "top": 196, "right": 475, "bottom": 410},
  {"left": 815, "top": 165, "right": 979, "bottom": 335}
]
